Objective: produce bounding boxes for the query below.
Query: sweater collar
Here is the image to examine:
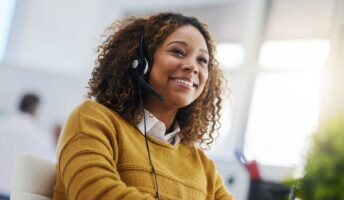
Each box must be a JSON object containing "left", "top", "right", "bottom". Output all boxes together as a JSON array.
[{"left": 136, "top": 109, "right": 180, "bottom": 145}]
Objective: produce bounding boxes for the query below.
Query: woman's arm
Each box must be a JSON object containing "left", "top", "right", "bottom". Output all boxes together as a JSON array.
[
  {"left": 214, "top": 172, "right": 234, "bottom": 200},
  {"left": 197, "top": 148, "right": 234, "bottom": 200}
]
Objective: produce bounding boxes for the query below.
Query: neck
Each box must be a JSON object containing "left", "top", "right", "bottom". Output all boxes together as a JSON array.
[{"left": 145, "top": 95, "right": 178, "bottom": 131}]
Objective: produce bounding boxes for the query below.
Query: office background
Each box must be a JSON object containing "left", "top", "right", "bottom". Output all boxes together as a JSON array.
[{"left": 1, "top": 0, "right": 344, "bottom": 199}]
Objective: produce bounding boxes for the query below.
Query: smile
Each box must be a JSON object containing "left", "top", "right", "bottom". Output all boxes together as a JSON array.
[{"left": 169, "top": 77, "right": 198, "bottom": 88}]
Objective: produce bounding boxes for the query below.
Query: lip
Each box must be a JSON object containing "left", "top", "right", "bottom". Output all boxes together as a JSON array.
[{"left": 169, "top": 76, "right": 198, "bottom": 88}]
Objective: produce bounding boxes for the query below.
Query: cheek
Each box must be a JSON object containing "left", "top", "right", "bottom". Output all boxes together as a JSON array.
[
  {"left": 197, "top": 71, "right": 209, "bottom": 95},
  {"left": 151, "top": 58, "right": 173, "bottom": 75},
  {"left": 149, "top": 69, "right": 161, "bottom": 87},
  {"left": 201, "top": 70, "right": 209, "bottom": 87}
]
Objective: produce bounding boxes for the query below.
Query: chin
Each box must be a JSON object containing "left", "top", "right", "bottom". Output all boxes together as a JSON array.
[{"left": 167, "top": 96, "right": 195, "bottom": 108}]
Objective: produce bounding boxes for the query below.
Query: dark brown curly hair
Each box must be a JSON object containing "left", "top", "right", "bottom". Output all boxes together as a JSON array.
[{"left": 88, "top": 12, "right": 225, "bottom": 148}]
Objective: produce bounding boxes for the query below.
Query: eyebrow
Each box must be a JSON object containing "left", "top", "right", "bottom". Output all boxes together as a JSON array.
[{"left": 167, "top": 40, "right": 209, "bottom": 54}]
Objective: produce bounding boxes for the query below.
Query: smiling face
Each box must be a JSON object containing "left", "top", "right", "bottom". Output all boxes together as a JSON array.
[{"left": 146, "top": 25, "right": 209, "bottom": 111}]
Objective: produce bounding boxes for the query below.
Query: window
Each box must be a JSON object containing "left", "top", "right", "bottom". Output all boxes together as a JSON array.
[
  {"left": 259, "top": 39, "right": 330, "bottom": 69},
  {"left": 216, "top": 43, "right": 245, "bottom": 70},
  {"left": 245, "top": 39, "right": 330, "bottom": 166},
  {"left": 0, "top": 0, "right": 17, "bottom": 62}
]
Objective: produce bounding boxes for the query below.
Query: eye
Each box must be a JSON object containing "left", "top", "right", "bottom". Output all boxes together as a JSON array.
[
  {"left": 170, "top": 48, "right": 185, "bottom": 57},
  {"left": 198, "top": 56, "right": 209, "bottom": 65}
]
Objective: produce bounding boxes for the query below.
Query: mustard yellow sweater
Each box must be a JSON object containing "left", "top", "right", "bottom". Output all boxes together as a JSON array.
[{"left": 53, "top": 100, "right": 234, "bottom": 200}]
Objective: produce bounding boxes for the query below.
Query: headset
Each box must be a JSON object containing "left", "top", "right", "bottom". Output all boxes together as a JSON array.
[
  {"left": 131, "top": 35, "right": 164, "bottom": 102},
  {"left": 131, "top": 34, "right": 163, "bottom": 200}
]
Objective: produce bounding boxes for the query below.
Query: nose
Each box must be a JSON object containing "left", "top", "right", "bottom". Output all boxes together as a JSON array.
[{"left": 181, "top": 60, "right": 199, "bottom": 74}]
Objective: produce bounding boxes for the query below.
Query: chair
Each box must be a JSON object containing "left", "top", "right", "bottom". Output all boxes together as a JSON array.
[
  {"left": 11, "top": 154, "right": 56, "bottom": 200},
  {"left": 235, "top": 150, "right": 291, "bottom": 200}
]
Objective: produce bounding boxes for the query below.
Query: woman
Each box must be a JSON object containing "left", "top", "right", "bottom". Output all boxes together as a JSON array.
[{"left": 53, "top": 12, "right": 234, "bottom": 200}]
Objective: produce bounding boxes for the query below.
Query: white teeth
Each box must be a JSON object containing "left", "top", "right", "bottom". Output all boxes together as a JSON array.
[{"left": 175, "top": 79, "right": 194, "bottom": 87}]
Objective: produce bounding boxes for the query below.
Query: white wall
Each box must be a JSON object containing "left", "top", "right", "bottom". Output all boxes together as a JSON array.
[
  {"left": 0, "top": 64, "right": 86, "bottom": 130},
  {"left": 0, "top": 0, "right": 124, "bottom": 132},
  {"left": 4, "top": 0, "right": 123, "bottom": 77}
]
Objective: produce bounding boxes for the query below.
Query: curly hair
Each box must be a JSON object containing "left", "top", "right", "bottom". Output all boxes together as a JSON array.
[{"left": 88, "top": 12, "right": 225, "bottom": 148}]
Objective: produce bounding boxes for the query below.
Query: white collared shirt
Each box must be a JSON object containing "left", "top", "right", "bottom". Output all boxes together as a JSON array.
[{"left": 136, "top": 110, "right": 181, "bottom": 145}]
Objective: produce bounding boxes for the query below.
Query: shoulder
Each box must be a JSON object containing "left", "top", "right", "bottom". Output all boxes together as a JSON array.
[
  {"left": 194, "top": 147, "right": 217, "bottom": 171},
  {"left": 69, "top": 100, "right": 124, "bottom": 126},
  {"left": 74, "top": 100, "right": 115, "bottom": 117},
  {"left": 60, "top": 100, "right": 129, "bottom": 143}
]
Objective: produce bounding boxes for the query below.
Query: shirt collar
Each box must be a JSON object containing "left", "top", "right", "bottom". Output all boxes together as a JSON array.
[{"left": 136, "top": 109, "right": 180, "bottom": 145}]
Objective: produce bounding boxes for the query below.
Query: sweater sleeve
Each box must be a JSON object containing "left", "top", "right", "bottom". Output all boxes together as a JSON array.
[
  {"left": 195, "top": 148, "right": 234, "bottom": 200},
  {"left": 57, "top": 101, "right": 155, "bottom": 200},
  {"left": 214, "top": 172, "right": 234, "bottom": 200}
]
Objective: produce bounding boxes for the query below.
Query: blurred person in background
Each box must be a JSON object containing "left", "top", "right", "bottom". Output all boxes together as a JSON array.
[{"left": 0, "top": 93, "right": 55, "bottom": 200}]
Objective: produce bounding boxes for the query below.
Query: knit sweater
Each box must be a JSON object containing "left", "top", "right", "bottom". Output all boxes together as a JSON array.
[{"left": 53, "top": 100, "right": 234, "bottom": 200}]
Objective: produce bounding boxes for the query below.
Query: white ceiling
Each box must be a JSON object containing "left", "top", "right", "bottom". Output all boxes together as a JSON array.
[
  {"left": 1, "top": 0, "right": 337, "bottom": 77},
  {"left": 266, "top": 0, "right": 336, "bottom": 39},
  {"left": 3, "top": 0, "right": 229, "bottom": 78}
]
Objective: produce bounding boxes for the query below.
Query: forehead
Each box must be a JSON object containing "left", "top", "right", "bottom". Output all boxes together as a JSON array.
[{"left": 161, "top": 25, "right": 208, "bottom": 52}]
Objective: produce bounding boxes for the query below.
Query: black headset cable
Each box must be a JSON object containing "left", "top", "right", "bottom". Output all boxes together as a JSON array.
[{"left": 139, "top": 86, "right": 161, "bottom": 200}]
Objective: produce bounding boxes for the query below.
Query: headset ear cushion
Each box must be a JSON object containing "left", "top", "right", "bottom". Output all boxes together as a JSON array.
[
  {"left": 143, "top": 59, "right": 149, "bottom": 75},
  {"left": 132, "top": 59, "right": 139, "bottom": 69}
]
